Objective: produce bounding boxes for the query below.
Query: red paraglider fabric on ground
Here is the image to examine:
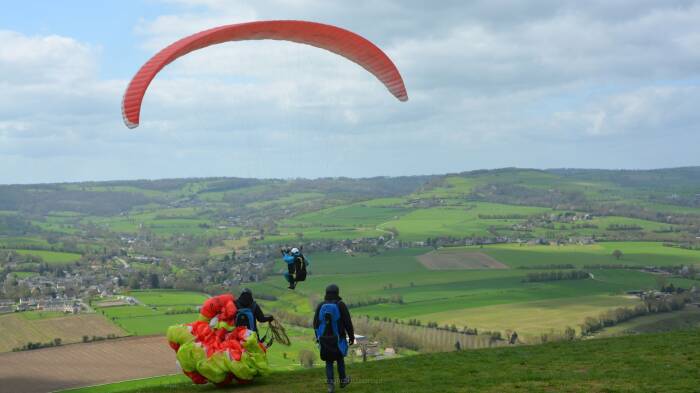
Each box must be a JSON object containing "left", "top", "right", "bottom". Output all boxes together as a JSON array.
[{"left": 166, "top": 293, "right": 269, "bottom": 386}]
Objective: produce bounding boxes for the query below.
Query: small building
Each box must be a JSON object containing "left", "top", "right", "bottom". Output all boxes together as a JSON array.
[
  {"left": 384, "top": 347, "right": 396, "bottom": 357},
  {"left": 354, "top": 335, "right": 368, "bottom": 345}
]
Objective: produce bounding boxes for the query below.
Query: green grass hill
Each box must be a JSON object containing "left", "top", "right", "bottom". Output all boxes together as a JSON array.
[{"left": 65, "top": 329, "right": 700, "bottom": 393}]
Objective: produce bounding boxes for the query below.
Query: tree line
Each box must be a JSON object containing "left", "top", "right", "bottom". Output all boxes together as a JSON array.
[
  {"left": 345, "top": 295, "right": 404, "bottom": 309},
  {"left": 580, "top": 293, "right": 690, "bottom": 336},
  {"left": 517, "top": 264, "right": 575, "bottom": 270},
  {"left": 522, "top": 270, "right": 590, "bottom": 282}
]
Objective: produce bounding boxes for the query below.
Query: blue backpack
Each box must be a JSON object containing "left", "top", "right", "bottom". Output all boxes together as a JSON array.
[
  {"left": 315, "top": 302, "right": 348, "bottom": 360},
  {"left": 235, "top": 303, "right": 256, "bottom": 331}
]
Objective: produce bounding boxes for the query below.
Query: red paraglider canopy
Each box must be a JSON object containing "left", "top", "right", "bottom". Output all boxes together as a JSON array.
[{"left": 122, "top": 20, "right": 408, "bottom": 128}]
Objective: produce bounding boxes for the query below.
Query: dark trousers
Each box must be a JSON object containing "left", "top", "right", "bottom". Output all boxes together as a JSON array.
[
  {"left": 286, "top": 263, "right": 295, "bottom": 283},
  {"left": 325, "top": 357, "right": 346, "bottom": 384}
]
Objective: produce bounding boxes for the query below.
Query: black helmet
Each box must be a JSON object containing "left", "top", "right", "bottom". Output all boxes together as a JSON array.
[
  {"left": 325, "top": 284, "right": 340, "bottom": 297},
  {"left": 238, "top": 288, "right": 253, "bottom": 306}
]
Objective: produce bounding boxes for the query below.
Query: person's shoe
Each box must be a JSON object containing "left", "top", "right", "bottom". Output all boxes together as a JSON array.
[
  {"left": 340, "top": 376, "right": 351, "bottom": 388},
  {"left": 327, "top": 382, "right": 335, "bottom": 393}
]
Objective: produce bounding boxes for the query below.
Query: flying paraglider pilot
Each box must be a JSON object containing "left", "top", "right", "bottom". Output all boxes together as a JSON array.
[
  {"left": 281, "top": 247, "right": 308, "bottom": 290},
  {"left": 234, "top": 288, "right": 274, "bottom": 336},
  {"left": 314, "top": 284, "right": 354, "bottom": 393}
]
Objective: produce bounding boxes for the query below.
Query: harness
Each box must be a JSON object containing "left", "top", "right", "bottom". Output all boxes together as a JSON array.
[
  {"left": 235, "top": 302, "right": 257, "bottom": 331},
  {"left": 315, "top": 301, "right": 348, "bottom": 359}
]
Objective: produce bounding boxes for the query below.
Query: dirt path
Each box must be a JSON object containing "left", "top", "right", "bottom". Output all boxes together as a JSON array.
[{"left": 0, "top": 336, "right": 177, "bottom": 393}]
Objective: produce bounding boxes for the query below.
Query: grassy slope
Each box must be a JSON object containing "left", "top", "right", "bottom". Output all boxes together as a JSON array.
[{"left": 63, "top": 329, "right": 700, "bottom": 393}]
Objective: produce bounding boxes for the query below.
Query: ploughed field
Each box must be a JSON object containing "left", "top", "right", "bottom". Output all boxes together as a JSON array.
[{"left": 0, "top": 336, "right": 175, "bottom": 393}]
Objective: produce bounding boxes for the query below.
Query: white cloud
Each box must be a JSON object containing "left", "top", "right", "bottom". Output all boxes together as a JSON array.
[
  {"left": 552, "top": 85, "right": 700, "bottom": 137},
  {"left": 2, "top": 1, "right": 700, "bottom": 183},
  {"left": 0, "top": 30, "right": 97, "bottom": 85}
]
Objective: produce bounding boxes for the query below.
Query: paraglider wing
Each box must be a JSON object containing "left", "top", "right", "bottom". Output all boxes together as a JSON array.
[{"left": 122, "top": 20, "right": 408, "bottom": 129}]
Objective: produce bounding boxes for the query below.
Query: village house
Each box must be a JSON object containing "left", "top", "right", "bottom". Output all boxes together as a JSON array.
[{"left": 0, "top": 299, "right": 14, "bottom": 314}]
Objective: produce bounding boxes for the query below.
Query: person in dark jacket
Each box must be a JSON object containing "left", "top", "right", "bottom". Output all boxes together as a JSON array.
[
  {"left": 234, "top": 288, "right": 273, "bottom": 333},
  {"left": 281, "top": 247, "right": 309, "bottom": 289},
  {"left": 313, "top": 284, "right": 354, "bottom": 392}
]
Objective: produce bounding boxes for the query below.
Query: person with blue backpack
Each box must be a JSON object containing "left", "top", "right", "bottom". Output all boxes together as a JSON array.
[
  {"left": 314, "top": 284, "right": 354, "bottom": 393},
  {"left": 281, "top": 246, "right": 309, "bottom": 290},
  {"left": 234, "top": 288, "right": 274, "bottom": 336}
]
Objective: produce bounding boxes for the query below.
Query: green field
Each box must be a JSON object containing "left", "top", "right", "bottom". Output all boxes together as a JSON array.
[
  {"left": 0, "top": 236, "right": 51, "bottom": 248},
  {"left": 12, "top": 249, "right": 82, "bottom": 264},
  {"left": 309, "top": 248, "right": 426, "bottom": 274},
  {"left": 479, "top": 242, "right": 700, "bottom": 268},
  {"left": 379, "top": 203, "right": 551, "bottom": 241},
  {"left": 61, "top": 329, "right": 700, "bottom": 393},
  {"left": 82, "top": 208, "right": 239, "bottom": 236},
  {"left": 19, "top": 311, "right": 68, "bottom": 320},
  {"left": 95, "top": 291, "right": 209, "bottom": 336},
  {"left": 9, "top": 271, "right": 38, "bottom": 278},
  {"left": 419, "top": 295, "right": 641, "bottom": 337},
  {"left": 246, "top": 192, "right": 325, "bottom": 209},
  {"left": 130, "top": 290, "right": 209, "bottom": 306}
]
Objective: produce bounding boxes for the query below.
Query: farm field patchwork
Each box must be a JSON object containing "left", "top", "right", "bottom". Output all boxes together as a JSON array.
[
  {"left": 95, "top": 291, "right": 209, "bottom": 336},
  {"left": 252, "top": 243, "right": 699, "bottom": 338}
]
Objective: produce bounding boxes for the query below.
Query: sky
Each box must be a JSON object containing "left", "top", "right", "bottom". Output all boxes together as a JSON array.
[{"left": 1, "top": 0, "right": 700, "bottom": 184}]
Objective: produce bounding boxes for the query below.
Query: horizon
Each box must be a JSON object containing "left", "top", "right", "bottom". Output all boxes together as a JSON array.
[{"left": 2, "top": 165, "right": 700, "bottom": 186}]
